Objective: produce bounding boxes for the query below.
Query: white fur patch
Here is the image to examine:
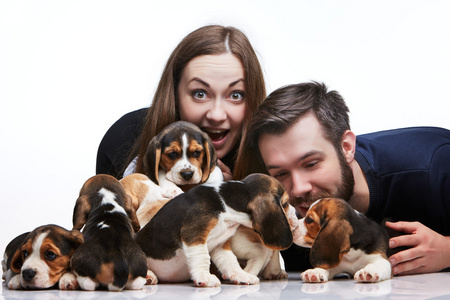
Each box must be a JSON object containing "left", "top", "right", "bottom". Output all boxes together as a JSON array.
[
  {"left": 20, "top": 231, "right": 52, "bottom": 288},
  {"left": 97, "top": 221, "right": 109, "bottom": 229},
  {"left": 99, "top": 188, "right": 126, "bottom": 215}
]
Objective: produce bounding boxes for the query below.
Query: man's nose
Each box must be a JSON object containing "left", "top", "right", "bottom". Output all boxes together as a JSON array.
[{"left": 290, "top": 171, "right": 313, "bottom": 198}]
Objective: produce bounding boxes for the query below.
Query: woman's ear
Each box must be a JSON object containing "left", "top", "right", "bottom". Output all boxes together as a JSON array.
[{"left": 341, "top": 130, "right": 356, "bottom": 163}]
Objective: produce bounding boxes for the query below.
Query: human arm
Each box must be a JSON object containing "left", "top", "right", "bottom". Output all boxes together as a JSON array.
[{"left": 386, "top": 221, "right": 450, "bottom": 276}]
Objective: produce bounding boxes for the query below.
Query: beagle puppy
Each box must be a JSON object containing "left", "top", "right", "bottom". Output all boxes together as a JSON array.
[
  {"left": 120, "top": 173, "right": 170, "bottom": 227},
  {"left": 230, "top": 204, "right": 300, "bottom": 280},
  {"left": 2, "top": 224, "right": 83, "bottom": 290},
  {"left": 71, "top": 174, "right": 157, "bottom": 291},
  {"left": 296, "top": 198, "right": 392, "bottom": 283},
  {"left": 143, "top": 121, "right": 223, "bottom": 196},
  {"left": 135, "top": 173, "right": 294, "bottom": 287}
]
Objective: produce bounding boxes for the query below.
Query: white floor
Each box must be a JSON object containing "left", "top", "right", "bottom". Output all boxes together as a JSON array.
[{"left": 3, "top": 272, "right": 450, "bottom": 300}]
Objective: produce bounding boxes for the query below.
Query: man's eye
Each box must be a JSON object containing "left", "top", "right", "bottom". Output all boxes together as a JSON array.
[
  {"left": 273, "top": 171, "right": 288, "bottom": 179},
  {"left": 305, "top": 161, "right": 318, "bottom": 168}
]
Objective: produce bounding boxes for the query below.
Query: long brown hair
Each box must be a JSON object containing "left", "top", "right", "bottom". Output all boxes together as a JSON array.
[
  {"left": 233, "top": 82, "right": 350, "bottom": 180},
  {"left": 130, "top": 25, "right": 266, "bottom": 174}
]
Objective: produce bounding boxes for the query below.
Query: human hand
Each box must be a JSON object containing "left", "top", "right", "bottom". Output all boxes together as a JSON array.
[
  {"left": 386, "top": 221, "right": 450, "bottom": 275},
  {"left": 217, "top": 159, "right": 233, "bottom": 181}
]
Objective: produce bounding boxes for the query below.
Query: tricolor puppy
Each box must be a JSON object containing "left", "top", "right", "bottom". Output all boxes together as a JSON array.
[
  {"left": 135, "top": 173, "right": 293, "bottom": 287},
  {"left": 296, "top": 198, "right": 392, "bottom": 283},
  {"left": 2, "top": 225, "right": 83, "bottom": 290},
  {"left": 230, "top": 204, "right": 299, "bottom": 280},
  {"left": 120, "top": 173, "right": 171, "bottom": 227},
  {"left": 143, "top": 121, "right": 223, "bottom": 196},
  {"left": 71, "top": 174, "right": 156, "bottom": 291}
]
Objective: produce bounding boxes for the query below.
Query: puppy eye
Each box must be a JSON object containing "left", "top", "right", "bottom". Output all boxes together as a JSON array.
[
  {"left": 192, "top": 150, "right": 201, "bottom": 158},
  {"left": 167, "top": 152, "right": 178, "bottom": 160},
  {"left": 305, "top": 216, "right": 314, "bottom": 224},
  {"left": 45, "top": 251, "right": 57, "bottom": 261},
  {"left": 22, "top": 250, "right": 29, "bottom": 258}
]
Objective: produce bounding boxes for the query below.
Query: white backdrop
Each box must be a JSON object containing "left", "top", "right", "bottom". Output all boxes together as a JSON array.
[{"left": 1, "top": 0, "right": 449, "bottom": 269}]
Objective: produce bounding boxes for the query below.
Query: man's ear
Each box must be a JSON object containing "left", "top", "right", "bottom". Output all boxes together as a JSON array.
[{"left": 341, "top": 130, "right": 356, "bottom": 163}]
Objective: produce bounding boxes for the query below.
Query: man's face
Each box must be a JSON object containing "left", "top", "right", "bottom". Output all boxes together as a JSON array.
[{"left": 258, "top": 113, "right": 354, "bottom": 217}]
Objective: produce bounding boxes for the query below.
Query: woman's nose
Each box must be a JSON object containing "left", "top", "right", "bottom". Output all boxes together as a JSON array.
[{"left": 206, "top": 100, "right": 227, "bottom": 123}]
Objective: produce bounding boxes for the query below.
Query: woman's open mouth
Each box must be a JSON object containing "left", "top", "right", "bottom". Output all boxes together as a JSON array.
[{"left": 203, "top": 128, "right": 229, "bottom": 143}]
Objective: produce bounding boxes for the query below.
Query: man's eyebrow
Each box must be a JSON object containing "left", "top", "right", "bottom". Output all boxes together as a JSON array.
[{"left": 266, "top": 150, "right": 322, "bottom": 171}]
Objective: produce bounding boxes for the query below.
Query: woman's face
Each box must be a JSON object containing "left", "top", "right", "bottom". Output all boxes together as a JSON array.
[{"left": 177, "top": 53, "right": 247, "bottom": 159}]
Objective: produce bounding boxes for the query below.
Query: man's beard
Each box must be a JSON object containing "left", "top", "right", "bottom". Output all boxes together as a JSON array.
[{"left": 291, "top": 151, "right": 355, "bottom": 209}]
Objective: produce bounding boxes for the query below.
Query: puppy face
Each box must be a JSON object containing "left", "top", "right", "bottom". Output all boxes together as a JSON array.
[
  {"left": 144, "top": 121, "right": 217, "bottom": 185},
  {"left": 244, "top": 174, "right": 293, "bottom": 250},
  {"left": 9, "top": 225, "right": 83, "bottom": 289},
  {"left": 297, "top": 198, "right": 353, "bottom": 269}
]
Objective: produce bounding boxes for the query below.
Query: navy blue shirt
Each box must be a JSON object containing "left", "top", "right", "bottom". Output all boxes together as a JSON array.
[{"left": 355, "top": 127, "right": 450, "bottom": 235}]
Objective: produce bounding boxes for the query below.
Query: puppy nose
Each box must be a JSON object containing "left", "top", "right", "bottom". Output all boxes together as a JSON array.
[
  {"left": 22, "top": 269, "right": 36, "bottom": 282},
  {"left": 180, "top": 171, "right": 194, "bottom": 180}
]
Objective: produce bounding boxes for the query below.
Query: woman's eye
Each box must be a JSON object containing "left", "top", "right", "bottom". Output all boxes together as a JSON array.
[
  {"left": 229, "top": 91, "right": 245, "bottom": 101},
  {"left": 192, "top": 90, "right": 207, "bottom": 100}
]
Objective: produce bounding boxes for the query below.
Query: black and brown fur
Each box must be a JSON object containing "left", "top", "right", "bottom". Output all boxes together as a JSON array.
[{"left": 71, "top": 174, "right": 151, "bottom": 291}]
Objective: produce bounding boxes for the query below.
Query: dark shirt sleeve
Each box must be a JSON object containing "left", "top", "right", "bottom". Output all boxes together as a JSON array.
[{"left": 96, "top": 108, "right": 148, "bottom": 179}]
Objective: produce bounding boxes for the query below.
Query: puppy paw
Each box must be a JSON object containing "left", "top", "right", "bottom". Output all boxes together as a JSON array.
[
  {"left": 193, "top": 273, "right": 221, "bottom": 287},
  {"left": 146, "top": 270, "right": 158, "bottom": 285},
  {"left": 8, "top": 275, "right": 21, "bottom": 290},
  {"left": 355, "top": 266, "right": 382, "bottom": 283},
  {"left": 59, "top": 272, "right": 79, "bottom": 290},
  {"left": 261, "top": 269, "right": 288, "bottom": 280},
  {"left": 301, "top": 268, "right": 329, "bottom": 283},
  {"left": 224, "top": 270, "right": 260, "bottom": 285},
  {"left": 162, "top": 187, "right": 183, "bottom": 199}
]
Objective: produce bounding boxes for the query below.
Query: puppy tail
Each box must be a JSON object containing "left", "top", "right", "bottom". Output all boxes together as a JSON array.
[{"left": 112, "top": 258, "right": 129, "bottom": 290}]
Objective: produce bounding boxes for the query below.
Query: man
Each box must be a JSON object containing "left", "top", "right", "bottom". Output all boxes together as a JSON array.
[{"left": 234, "top": 82, "right": 450, "bottom": 275}]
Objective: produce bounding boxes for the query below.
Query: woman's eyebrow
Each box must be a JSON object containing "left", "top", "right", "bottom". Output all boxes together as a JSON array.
[
  {"left": 188, "top": 77, "right": 209, "bottom": 87},
  {"left": 229, "top": 79, "right": 244, "bottom": 87}
]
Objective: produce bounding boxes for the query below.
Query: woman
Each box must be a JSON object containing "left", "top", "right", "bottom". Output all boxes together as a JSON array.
[{"left": 96, "top": 25, "right": 266, "bottom": 180}]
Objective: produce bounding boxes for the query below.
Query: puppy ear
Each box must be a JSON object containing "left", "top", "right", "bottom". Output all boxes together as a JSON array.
[
  {"left": 310, "top": 218, "right": 352, "bottom": 269},
  {"left": 72, "top": 195, "right": 91, "bottom": 231},
  {"left": 124, "top": 194, "right": 141, "bottom": 233},
  {"left": 10, "top": 245, "right": 25, "bottom": 274},
  {"left": 201, "top": 133, "right": 217, "bottom": 183},
  {"left": 248, "top": 195, "right": 293, "bottom": 250},
  {"left": 65, "top": 229, "right": 84, "bottom": 251},
  {"left": 144, "top": 136, "right": 161, "bottom": 184}
]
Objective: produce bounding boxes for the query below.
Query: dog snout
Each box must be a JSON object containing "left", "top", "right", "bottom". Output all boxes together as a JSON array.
[
  {"left": 180, "top": 171, "right": 194, "bottom": 181},
  {"left": 22, "top": 269, "right": 37, "bottom": 282}
]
